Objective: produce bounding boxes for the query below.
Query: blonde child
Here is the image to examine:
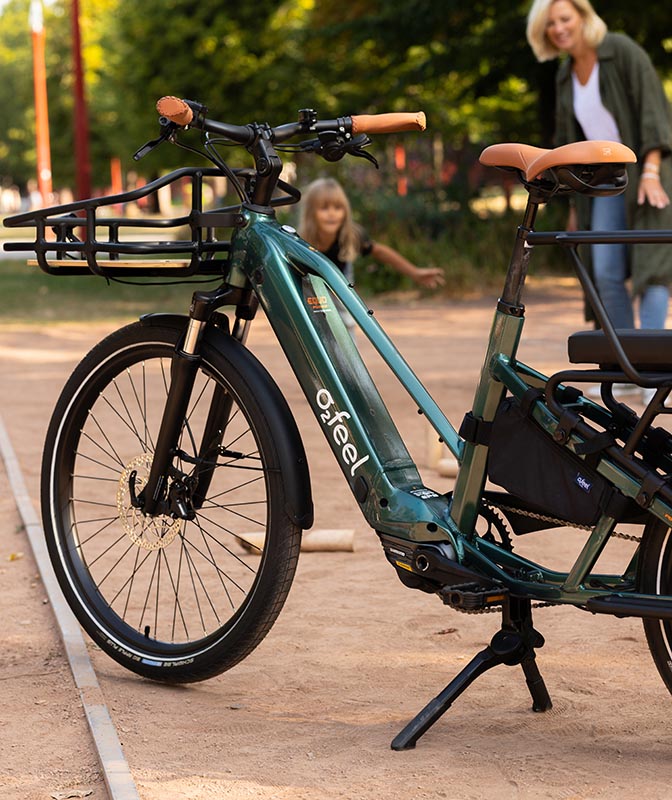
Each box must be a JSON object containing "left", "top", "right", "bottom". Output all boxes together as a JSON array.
[{"left": 298, "top": 178, "right": 445, "bottom": 290}]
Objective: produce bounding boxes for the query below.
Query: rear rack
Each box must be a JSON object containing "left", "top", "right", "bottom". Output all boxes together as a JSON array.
[{"left": 3, "top": 167, "right": 248, "bottom": 278}]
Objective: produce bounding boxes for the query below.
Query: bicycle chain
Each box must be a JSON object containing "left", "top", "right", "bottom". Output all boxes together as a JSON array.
[
  {"left": 452, "top": 499, "right": 643, "bottom": 615},
  {"left": 453, "top": 603, "right": 557, "bottom": 615},
  {"left": 483, "top": 500, "right": 642, "bottom": 543}
]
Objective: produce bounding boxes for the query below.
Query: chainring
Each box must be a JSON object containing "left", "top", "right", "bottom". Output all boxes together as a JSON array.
[{"left": 477, "top": 502, "right": 514, "bottom": 551}]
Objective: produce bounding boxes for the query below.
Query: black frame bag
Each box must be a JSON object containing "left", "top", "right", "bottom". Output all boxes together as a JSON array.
[{"left": 487, "top": 397, "right": 610, "bottom": 527}]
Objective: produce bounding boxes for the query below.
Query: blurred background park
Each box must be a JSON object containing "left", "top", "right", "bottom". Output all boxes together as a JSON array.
[{"left": 0, "top": 0, "right": 671, "bottom": 319}]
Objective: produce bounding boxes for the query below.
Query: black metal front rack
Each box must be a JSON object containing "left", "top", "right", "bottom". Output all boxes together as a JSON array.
[{"left": 3, "top": 167, "right": 250, "bottom": 278}]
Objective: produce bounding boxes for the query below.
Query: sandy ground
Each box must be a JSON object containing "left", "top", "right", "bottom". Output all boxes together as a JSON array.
[{"left": 2, "top": 278, "right": 672, "bottom": 800}]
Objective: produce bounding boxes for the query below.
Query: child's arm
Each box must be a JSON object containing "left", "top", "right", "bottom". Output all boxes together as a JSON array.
[{"left": 370, "top": 242, "right": 445, "bottom": 289}]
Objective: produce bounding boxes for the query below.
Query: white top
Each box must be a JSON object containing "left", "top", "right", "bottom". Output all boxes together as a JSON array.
[{"left": 572, "top": 63, "right": 621, "bottom": 143}]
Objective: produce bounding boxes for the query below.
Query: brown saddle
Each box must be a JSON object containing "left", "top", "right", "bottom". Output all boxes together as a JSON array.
[{"left": 479, "top": 140, "right": 636, "bottom": 182}]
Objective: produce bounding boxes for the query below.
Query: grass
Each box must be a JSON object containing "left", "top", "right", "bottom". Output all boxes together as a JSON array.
[{"left": 0, "top": 259, "right": 215, "bottom": 324}]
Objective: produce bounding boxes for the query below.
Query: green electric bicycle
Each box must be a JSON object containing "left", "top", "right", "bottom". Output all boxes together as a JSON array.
[{"left": 6, "top": 96, "right": 672, "bottom": 749}]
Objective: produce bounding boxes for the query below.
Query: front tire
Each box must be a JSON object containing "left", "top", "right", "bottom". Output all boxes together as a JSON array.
[{"left": 41, "top": 321, "right": 302, "bottom": 682}]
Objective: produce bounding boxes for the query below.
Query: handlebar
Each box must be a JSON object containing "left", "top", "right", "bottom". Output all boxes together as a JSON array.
[
  {"left": 156, "top": 96, "right": 254, "bottom": 143},
  {"left": 152, "top": 96, "right": 426, "bottom": 208},
  {"left": 155, "top": 96, "right": 426, "bottom": 142}
]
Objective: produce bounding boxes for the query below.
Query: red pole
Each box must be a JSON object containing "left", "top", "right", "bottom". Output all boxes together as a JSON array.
[
  {"left": 72, "top": 0, "right": 92, "bottom": 200},
  {"left": 30, "top": 0, "right": 52, "bottom": 206},
  {"left": 394, "top": 143, "right": 408, "bottom": 197}
]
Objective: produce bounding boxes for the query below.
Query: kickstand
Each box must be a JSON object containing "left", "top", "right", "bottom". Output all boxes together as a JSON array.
[{"left": 391, "top": 597, "right": 552, "bottom": 751}]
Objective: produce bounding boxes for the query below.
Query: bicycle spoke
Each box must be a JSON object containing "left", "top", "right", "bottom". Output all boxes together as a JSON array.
[
  {"left": 131, "top": 360, "right": 157, "bottom": 453},
  {"left": 72, "top": 473, "right": 119, "bottom": 484},
  {"left": 113, "top": 372, "right": 152, "bottom": 453},
  {"left": 77, "top": 431, "right": 127, "bottom": 472},
  {"left": 86, "top": 407, "right": 131, "bottom": 465},
  {"left": 159, "top": 546, "right": 189, "bottom": 641},
  {"left": 205, "top": 472, "right": 266, "bottom": 503},
  {"left": 192, "top": 516, "right": 236, "bottom": 609},
  {"left": 170, "top": 540, "right": 188, "bottom": 640},
  {"left": 198, "top": 503, "right": 266, "bottom": 530},
  {"left": 138, "top": 550, "right": 161, "bottom": 634},
  {"left": 182, "top": 539, "right": 207, "bottom": 638},
  {"left": 153, "top": 549, "right": 162, "bottom": 641},
  {"left": 180, "top": 528, "right": 251, "bottom": 591},
  {"left": 190, "top": 515, "right": 258, "bottom": 574},
  {"left": 70, "top": 515, "right": 119, "bottom": 547},
  {"left": 122, "top": 547, "right": 142, "bottom": 621}
]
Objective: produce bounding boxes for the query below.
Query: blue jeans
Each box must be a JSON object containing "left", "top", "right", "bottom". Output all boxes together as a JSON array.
[{"left": 591, "top": 194, "right": 669, "bottom": 329}]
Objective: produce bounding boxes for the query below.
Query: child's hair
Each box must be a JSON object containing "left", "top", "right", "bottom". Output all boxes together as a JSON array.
[{"left": 298, "top": 177, "right": 360, "bottom": 263}]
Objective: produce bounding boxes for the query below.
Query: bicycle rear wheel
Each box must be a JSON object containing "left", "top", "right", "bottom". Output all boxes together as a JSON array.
[
  {"left": 638, "top": 517, "right": 672, "bottom": 694},
  {"left": 41, "top": 321, "right": 302, "bottom": 682}
]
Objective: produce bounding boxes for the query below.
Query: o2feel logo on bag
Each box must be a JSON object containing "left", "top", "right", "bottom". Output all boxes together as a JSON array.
[{"left": 575, "top": 472, "right": 593, "bottom": 494}]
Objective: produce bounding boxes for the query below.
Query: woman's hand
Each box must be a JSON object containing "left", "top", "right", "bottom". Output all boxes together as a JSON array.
[
  {"left": 638, "top": 151, "right": 670, "bottom": 209},
  {"left": 638, "top": 173, "right": 670, "bottom": 209}
]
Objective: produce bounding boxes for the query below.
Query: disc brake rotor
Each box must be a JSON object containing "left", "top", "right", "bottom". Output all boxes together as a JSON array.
[{"left": 117, "top": 453, "right": 181, "bottom": 550}]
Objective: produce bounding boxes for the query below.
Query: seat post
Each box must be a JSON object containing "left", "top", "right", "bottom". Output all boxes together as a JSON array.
[{"left": 500, "top": 195, "right": 542, "bottom": 310}]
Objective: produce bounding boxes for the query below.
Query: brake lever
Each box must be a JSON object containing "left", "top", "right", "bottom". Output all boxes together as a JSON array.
[
  {"left": 133, "top": 119, "right": 179, "bottom": 161},
  {"left": 348, "top": 137, "right": 379, "bottom": 169},
  {"left": 299, "top": 132, "right": 379, "bottom": 168}
]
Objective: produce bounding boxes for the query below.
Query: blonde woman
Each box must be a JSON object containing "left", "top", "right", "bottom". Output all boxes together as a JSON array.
[
  {"left": 298, "top": 177, "right": 444, "bottom": 289},
  {"left": 527, "top": 0, "right": 672, "bottom": 332}
]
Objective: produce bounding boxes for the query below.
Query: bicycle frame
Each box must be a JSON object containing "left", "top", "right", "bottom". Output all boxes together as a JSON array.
[{"left": 217, "top": 199, "right": 672, "bottom": 612}]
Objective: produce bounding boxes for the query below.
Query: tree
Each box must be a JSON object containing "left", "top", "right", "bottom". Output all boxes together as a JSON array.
[
  {"left": 102, "top": 0, "right": 325, "bottom": 176},
  {"left": 0, "top": 0, "right": 124, "bottom": 191},
  {"left": 1, "top": 0, "right": 670, "bottom": 193},
  {"left": 0, "top": 0, "right": 45, "bottom": 188}
]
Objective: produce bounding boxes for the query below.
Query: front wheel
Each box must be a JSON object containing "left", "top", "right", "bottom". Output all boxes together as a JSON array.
[
  {"left": 638, "top": 517, "right": 672, "bottom": 694},
  {"left": 41, "top": 321, "right": 302, "bottom": 682}
]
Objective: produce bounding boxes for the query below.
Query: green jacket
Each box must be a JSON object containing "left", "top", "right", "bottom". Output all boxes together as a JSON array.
[{"left": 555, "top": 32, "right": 672, "bottom": 295}]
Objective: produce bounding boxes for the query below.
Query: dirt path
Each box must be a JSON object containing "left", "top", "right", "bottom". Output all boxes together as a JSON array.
[{"left": 2, "top": 279, "right": 672, "bottom": 799}]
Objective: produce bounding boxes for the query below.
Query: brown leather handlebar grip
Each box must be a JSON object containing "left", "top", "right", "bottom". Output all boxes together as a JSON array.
[
  {"left": 351, "top": 112, "right": 426, "bottom": 135},
  {"left": 156, "top": 96, "right": 193, "bottom": 126}
]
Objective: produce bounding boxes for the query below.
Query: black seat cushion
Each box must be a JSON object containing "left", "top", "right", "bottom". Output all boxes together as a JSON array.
[{"left": 568, "top": 329, "right": 672, "bottom": 371}]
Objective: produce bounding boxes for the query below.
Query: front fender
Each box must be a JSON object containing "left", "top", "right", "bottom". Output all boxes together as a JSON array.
[{"left": 140, "top": 312, "right": 314, "bottom": 529}]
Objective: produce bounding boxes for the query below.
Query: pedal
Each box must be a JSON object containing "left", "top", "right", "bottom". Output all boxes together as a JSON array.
[{"left": 439, "top": 582, "right": 509, "bottom": 611}]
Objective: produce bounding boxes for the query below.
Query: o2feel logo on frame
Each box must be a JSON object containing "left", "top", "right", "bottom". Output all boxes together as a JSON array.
[{"left": 315, "top": 388, "right": 370, "bottom": 477}]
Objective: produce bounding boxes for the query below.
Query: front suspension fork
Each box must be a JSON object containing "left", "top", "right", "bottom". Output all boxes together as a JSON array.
[
  {"left": 139, "top": 318, "right": 205, "bottom": 515},
  {"left": 137, "top": 283, "right": 257, "bottom": 516}
]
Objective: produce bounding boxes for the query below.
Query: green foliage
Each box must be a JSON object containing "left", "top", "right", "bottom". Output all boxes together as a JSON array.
[
  {"left": 341, "top": 189, "right": 572, "bottom": 296},
  {"left": 102, "top": 0, "right": 321, "bottom": 175},
  {"left": 0, "top": 0, "right": 670, "bottom": 201},
  {"left": 300, "top": 0, "right": 552, "bottom": 147},
  {"left": 0, "top": 0, "right": 41, "bottom": 187},
  {"left": 0, "top": 0, "right": 126, "bottom": 189}
]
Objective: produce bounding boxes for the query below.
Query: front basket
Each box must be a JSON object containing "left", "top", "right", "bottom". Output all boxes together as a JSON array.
[{"left": 3, "top": 167, "right": 243, "bottom": 278}]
